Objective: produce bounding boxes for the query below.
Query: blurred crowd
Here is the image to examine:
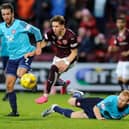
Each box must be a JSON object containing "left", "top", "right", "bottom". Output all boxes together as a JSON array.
[{"left": 0, "top": 0, "right": 129, "bottom": 63}]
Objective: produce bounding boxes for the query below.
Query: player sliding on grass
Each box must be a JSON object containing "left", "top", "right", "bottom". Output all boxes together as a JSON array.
[
  {"left": 35, "top": 15, "right": 78, "bottom": 104},
  {"left": 42, "top": 90, "right": 129, "bottom": 120}
]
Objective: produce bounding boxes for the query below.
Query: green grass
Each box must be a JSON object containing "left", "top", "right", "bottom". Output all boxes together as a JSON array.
[{"left": 0, "top": 92, "right": 129, "bottom": 129}]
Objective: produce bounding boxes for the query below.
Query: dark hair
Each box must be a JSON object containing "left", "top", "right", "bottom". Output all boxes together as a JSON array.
[
  {"left": 50, "top": 15, "right": 65, "bottom": 25},
  {"left": 116, "top": 15, "right": 126, "bottom": 22},
  {"left": 0, "top": 3, "right": 14, "bottom": 13}
]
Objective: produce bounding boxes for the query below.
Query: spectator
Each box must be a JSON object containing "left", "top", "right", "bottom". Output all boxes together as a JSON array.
[
  {"left": 16, "top": 0, "right": 35, "bottom": 23},
  {"left": 35, "top": 0, "right": 51, "bottom": 30},
  {"left": 80, "top": 8, "right": 98, "bottom": 37},
  {"left": 50, "top": 0, "right": 66, "bottom": 16},
  {"left": 86, "top": 0, "right": 115, "bottom": 33},
  {"left": 94, "top": 33, "right": 108, "bottom": 62}
]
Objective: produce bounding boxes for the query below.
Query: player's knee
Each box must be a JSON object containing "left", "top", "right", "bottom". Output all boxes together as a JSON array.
[
  {"left": 17, "top": 68, "right": 28, "bottom": 78},
  {"left": 71, "top": 112, "right": 88, "bottom": 119},
  {"left": 68, "top": 97, "right": 76, "bottom": 106},
  {"left": 80, "top": 112, "right": 88, "bottom": 118},
  {"left": 51, "top": 65, "right": 59, "bottom": 73},
  {"left": 17, "top": 73, "right": 22, "bottom": 78},
  {"left": 6, "top": 80, "right": 14, "bottom": 92},
  {"left": 17, "top": 71, "right": 25, "bottom": 78}
]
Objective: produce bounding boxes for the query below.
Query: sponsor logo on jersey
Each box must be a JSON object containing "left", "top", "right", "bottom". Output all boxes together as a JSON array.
[{"left": 12, "top": 29, "right": 16, "bottom": 34}]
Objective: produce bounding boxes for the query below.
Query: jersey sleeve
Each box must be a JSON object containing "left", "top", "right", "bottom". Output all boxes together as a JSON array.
[
  {"left": 96, "top": 96, "right": 114, "bottom": 110},
  {"left": 20, "top": 21, "right": 42, "bottom": 42},
  {"left": 69, "top": 34, "right": 79, "bottom": 49},
  {"left": 0, "top": 25, "right": 3, "bottom": 37}
]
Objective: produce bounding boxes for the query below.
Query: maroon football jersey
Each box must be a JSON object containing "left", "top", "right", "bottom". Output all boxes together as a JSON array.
[
  {"left": 114, "top": 28, "right": 129, "bottom": 61},
  {"left": 43, "top": 28, "right": 78, "bottom": 58}
]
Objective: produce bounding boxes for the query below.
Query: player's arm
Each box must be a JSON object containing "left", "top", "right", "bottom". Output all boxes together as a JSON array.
[
  {"left": 0, "top": 26, "right": 3, "bottom": 43},
  {"left": 66, "top": 48, "right": 78, "bottom": 64},
  {"left": 65, "top": 33, "right": 78, "bottom": 64},
  {"left": 41, "top": 40, "right": 48, "bottom": 49},
  {"left": 93, "top": 106, "right": 105, "bottom": 120},
  {"left": 121, "top": 50, "right": 129, "bottom": 57},
  {"left": 29, "top": 26, "right": 42, "bottom": 56},
  {"left": 24, "top": 41, "right": 41, "bottom": 58},
  {"left": 108, "top": 36, "right": 119, "bottom": 53},
  {"left": 22, "top": 21, "right": 42, "bottom": 55},
  {"left": 35, "top": 41, "right": 42, "bottom": 56}
]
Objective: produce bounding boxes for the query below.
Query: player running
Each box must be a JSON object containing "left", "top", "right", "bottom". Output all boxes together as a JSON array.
[
  {"left": 0, "top": 3, "right": 42, "bottom": 116},
  {"left": 35, "top": 15, "right": 79, "bottom": 104}
]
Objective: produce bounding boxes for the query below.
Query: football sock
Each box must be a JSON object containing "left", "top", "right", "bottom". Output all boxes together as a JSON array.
[
  {"left": 53, "top": 106, "right": 73, "bottom": 118},
  {"left": 118, "top": 80, "right": 124, "bottom": 91},
  {"left": 55, "top": 79, "right": 66, "bottom": 86},
  {"left": 8, "top": 91, "right": 17, "bottom": 113},
  {"left": 46, "top": 65, "right": 59, "bottom": 93},
  {"left": 123, "top": 84, "right": 128, "bottom": 90}
]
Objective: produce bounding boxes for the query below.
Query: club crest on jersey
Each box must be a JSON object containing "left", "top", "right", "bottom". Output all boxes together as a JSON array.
[
  {"left": 12, "top": 30, "right": 16, "bottom": 34},
  {"left": 117, "top": 35, "right": 125, "bottom": 42},
  {"left": 62, "top": 40, "right": 68, "bottom": 45}
]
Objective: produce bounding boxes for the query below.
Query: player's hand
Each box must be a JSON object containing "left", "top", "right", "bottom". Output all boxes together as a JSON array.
[
  {"left": 55, "top": 60, "right": 69, "bottom": 73},
  {"left": 108, "top": 46, "right": 119, "bottom": 53},
  {"left": 97, "top": 117, "right": 105, "bottom": 120},
  {"left": 35, "top": 47, "right": 42, "bottom": 56},
  {"left": 121, "top": 51, "right": 129, "bottom": 57}
]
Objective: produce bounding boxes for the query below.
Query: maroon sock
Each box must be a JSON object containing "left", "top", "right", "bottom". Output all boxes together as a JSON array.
[{"left": 46, "top": 65, "right": 59, "bottom": 93}]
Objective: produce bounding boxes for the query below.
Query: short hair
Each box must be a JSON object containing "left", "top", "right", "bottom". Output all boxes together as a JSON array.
[
  {"left": 50, "top": 15, "right": 65, "bottom": 25},
  {"left": 116, "top": 15, "right": 126, "bottom": 22},
  {"left": 120, "top": 90, "right": 129, "bottom": 100},
  {"left": 0, "top": 3, "right": 14, "bottom": 13}
]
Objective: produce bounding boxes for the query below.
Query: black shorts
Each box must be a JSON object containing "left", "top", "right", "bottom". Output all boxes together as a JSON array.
[{"left": 75, "top": 97, "right": 103, "bottom": 118}]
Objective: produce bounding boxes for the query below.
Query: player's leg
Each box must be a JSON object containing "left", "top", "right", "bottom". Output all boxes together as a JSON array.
[
  {"left": 122, "top": 62, "right": 129, "bottom": 90},
  {"left": 70, "top": 97, "right": 103, "bottom": 118},
  {"left": 41, "top": 104, "right": 74, "bottom": 118},
  {"left": 5, "top": 59, "right": 19, "bottom": 116},
  {"left": 17, "top": 56, "right": 33, "bottom": 78},
  {"left": 55, "top": 78, "right": 71, "bottom": 94},
  {"left": 46, "top": 65, "right": 59, "bottom": 94},
  {"left": 53, "top": 105, "right": 87, "bottom": 118},
  {"left": 6, "top": 75, "right": 19, "bottom": 116},
  {"left": 116, "top": 61, "right": 124, "bottom": 91},
  {"left": 6, "top": 56, "right": 33, "bottom": 116},
  {"left": 1, "top": 56, "right": 9, "bottom": 101},
  {"left": 41, "top": 104, "right": 87, "bottom": 119},
  {"left": 35, "top": 56, "right": 76, "bottom": 104},
  {"left": 59, "top": 79, "right": 71, "bottom": 94},
  {"left": 59, "top": 58, "right": 77, "bottom": 94},
  {"left": 35, "top": 64, "right": 59, "bottom": 104},
  {"left": 35, "top": 56, "right": 63, "bottom": 103},
  {"left": 71, "top": 111, "right": 88, "bottom": 118},
  {"left": 68, "top": 90, "right": 84, "bottom": 106}
]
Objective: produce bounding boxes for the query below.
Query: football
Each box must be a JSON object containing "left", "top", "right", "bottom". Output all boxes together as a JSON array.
[{"left": 20, "top": 73, "right": 37, "bottom": 89}]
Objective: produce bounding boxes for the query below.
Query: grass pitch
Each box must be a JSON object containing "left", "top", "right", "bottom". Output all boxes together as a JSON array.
[{"left": 0, "top": 92, "right": 129, "bottom": 129}]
